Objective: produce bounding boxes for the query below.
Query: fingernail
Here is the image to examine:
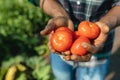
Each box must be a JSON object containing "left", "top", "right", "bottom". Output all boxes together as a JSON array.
[{"left": 82, "top": 42, "right": 87, "bottom": 48}]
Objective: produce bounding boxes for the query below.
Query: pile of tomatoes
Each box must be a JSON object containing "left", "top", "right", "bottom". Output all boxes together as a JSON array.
[{"left": 51, "top": 21, "right": 101, "bottom": 56}]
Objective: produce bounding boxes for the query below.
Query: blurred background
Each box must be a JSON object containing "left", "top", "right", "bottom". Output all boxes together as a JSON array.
[
  {"left": 0, "top": 0, "right": 54, "bottom": 80},
  {"left": 0, "top": 0, "right": 120, "bottom": 80},
  {"left": 105, "top": 27, "right": 120, "bottom": 80}
]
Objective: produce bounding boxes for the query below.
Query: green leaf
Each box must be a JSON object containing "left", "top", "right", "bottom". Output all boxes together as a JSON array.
[
  {"left": 35, "top": 45, "right": 49, "bottom": 55},
  {"left": 0, "top": 0, "right": 53, "bottom": 79},
  {"left": 16, "top": 73, "right": 27, "bottom": 80},
  {"left": 32, "top": 65, "right": 51, "bottom": 80}
]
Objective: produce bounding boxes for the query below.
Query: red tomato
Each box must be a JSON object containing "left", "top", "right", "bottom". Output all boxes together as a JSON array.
[
  {"left": 56, "top": 27, "right": 71, "bottom": 32},
  {"left": 70, "top": 36, "right": 90, "bottom": 56},
  {"left": 51, "top": 27, "right": 73, "bottom": 52},
  {"left": 78, "top": 21, "right": 101, "bottom": 39},
  {"left": 55, "top": 27, "right": 73, "bottom": 35}
]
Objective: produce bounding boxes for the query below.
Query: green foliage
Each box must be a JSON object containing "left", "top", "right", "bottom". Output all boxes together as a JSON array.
[
  {"left": 26, "top": 56, "right": 51, "bottom": 80},
  {"left": 0, "top": 0, "right": 54, "bottom": 80}
]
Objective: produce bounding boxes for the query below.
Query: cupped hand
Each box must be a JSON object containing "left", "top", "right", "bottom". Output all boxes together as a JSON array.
[
  {"left": 40, "top": 16, "right": 74, "bottom": 53},
  {"left": 63, "top": 21, "right": 110, "bottom": 62},
  {"left": 40, "top": 18, "right": 110, "bottom": 62},
  {"left": 40, "top": 16, "right": 74, "bottom": 35}
]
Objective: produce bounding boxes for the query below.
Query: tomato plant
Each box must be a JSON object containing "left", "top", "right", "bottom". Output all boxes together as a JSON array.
[
  {"left": 78, "top": 21, "right": 101, "bottom": 39},
  {"left": 70, "top": 36, "right": 90, "bottom": 56},
  {"left": 51, "top": 27, "right": 73, "bottom": 52}
]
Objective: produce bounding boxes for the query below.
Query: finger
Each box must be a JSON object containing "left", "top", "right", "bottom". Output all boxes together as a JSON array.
[
  {"left": 61, "top": 50, "right": 71, "bottom": 55},
  {"left": 71, "top": 54, "right": 91, "bottom": 62},
  {"left": 54, "top": 16, "right": 74, "bottom": 31},
  {"left": 47, "top": 31, "right": 56, "bottom": 53},
  {"left": 80, "top": 53, "right": 92, "bottom": 62},
  {"left": 68, "top": 19, "right": 74, "bottom": 31},
  {"left": 70, "top": 54, "right": 78, "bottom": 60},
  {"left": 40, "top": 23, "right": 56, "bottom": 35},
  {"left": 48, "top": 31, "right": 54, "bottom": 40},
  {"left": 40, "top": 19, "right": 56, "bottom": 35},
  {"left": 47, "top": 40, "right": 56, "bottom": 53},
  {"left": 71, "top": 55, "right": 84, "bottom": 62},
  {"left": 54, "top": 16, "right": 68, "bottom": 27},
  {"left": 63, "top": 55, "right": 71, "bottom": 61},
  {"left": 81, "top": 42, "right": 99, "bottom": 54},
  {"left": 95, "top": 22, "right": 109, "bottom": 34}
]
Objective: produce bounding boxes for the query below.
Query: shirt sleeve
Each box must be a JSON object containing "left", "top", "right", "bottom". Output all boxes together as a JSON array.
[
  {"left": 112, "top": 1, "right": 120, "bottom": 6},
  {"left": 29, "top": 0, "right": 40, "bottom": 6}
]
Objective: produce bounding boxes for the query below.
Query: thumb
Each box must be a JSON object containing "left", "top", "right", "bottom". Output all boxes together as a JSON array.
[
  {"left": 81, "top": 42, "right": 99, "bottom": 54},
  {"left": 68, "top": 19, "right": 74, "bottom": 31},
  {"left": 40, "top": 22, "right": 56, "bottom": 35}
]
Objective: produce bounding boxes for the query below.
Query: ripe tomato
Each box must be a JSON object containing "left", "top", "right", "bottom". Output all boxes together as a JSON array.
[
  {"left": 70, "top": 36, "right": 90, "bottom": 56},
  {"left": 51, "top": 27, "right": 73, "bottom": 52},
  {"left": 56, "top": 27, "right": 71, "bottom": 32},
  {"left": 78, "top": 21, "right": 101, "bottom": 39},
  {"left": 55, "top": 27, "right": 73, "bottom": 35}
]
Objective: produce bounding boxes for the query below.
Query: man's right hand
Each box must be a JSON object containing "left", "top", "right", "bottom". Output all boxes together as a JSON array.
[
  {"left": 40, "top": 16, "right": 74, "bottom": 35},
  {"left": 40, "top": 16, "right": 74, "bottom": 53}
]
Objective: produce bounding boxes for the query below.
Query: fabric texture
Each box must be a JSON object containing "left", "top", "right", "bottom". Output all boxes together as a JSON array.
[
  {"left": 51, "top": 53, "right": 109, "bottom": 80},
  {"left": 58, "top": 0, "right": 119, "bottom": 21}
]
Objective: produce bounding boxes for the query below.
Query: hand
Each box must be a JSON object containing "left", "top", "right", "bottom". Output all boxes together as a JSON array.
[
  {"left": 40, "top": 16, "right": 74, "bottom": 53},
  {"left": 63, "top": 21, "right": 110, "bottom": 62},
  {"left": 40, "top": 16, "right": 74, "bottom": 35}
]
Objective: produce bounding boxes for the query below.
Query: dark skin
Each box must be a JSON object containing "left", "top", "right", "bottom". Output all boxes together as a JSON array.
[{"left": 39, "top": 0, "right": 120, "bottom": 62}]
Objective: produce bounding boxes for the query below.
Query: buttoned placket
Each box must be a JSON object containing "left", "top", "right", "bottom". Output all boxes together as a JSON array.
[{"left": 76, "top": 0, "right": 81, "bottom": 5}]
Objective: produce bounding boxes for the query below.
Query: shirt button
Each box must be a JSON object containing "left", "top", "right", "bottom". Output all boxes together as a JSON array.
[{"left": 77, "top": 1, "right": 81, "bottom": 5}]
